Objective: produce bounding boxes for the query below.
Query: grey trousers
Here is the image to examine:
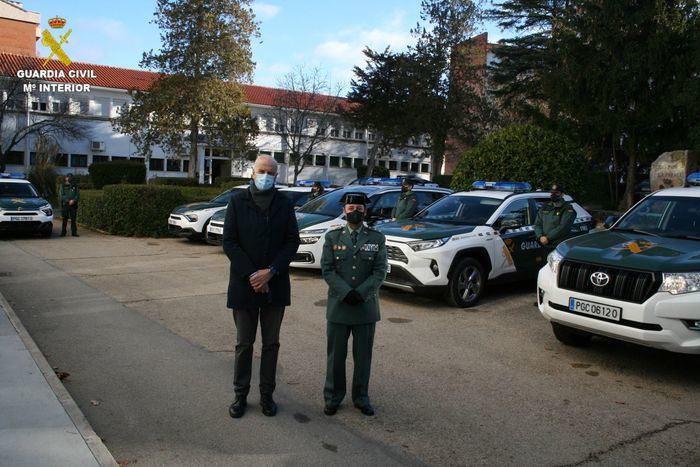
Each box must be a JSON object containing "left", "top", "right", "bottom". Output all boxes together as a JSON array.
[{"left": 232, "top": 306, "right": 285, "bottom": 397}]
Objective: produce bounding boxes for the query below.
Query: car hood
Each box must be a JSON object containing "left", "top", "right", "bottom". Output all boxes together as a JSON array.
[
  {"left": 559, "top": 230, "right": 700, "bottom": 272},
  {"left": 377, "top": 219, "right": 477, "bottom": 240},
  {"left": 295, "top": 212, "right": 336, "bottom": 230},
  {"left": 172, "top": 202, "right": 224, "bottom": 213},
  {"left": 0, "top": 196, "right": 49, "bottom": 210}
]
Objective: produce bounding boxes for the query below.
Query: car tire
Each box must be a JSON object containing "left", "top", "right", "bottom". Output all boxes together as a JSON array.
[
  {"left": 551, "top": 322, "right": 593, "bottom": 347},
  {"left": 40, "top": 226, "right": 52, "bottom": 238},
  {"left": 446, "top": 257, "right": 485, "bottom": 308}
]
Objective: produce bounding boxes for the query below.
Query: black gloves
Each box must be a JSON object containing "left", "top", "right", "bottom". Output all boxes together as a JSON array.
[{"left": 343, "top": 289, "right": 364, "bottom": 305}]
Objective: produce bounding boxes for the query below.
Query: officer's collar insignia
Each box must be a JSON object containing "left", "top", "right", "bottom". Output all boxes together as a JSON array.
[{"left": 361, "top": 244, "right": 379, "bottom": 252}]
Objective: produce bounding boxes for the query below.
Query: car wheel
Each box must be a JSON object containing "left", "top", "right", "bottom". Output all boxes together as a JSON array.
[
  {"left": 40, "top": 226, "right": 52, "bottom": 238},
  {"left": 446, "top": 257, "right": 485, "bottom": 308},
  {"left": 551, "top": 322, "right": 593, "bottom": 347}
]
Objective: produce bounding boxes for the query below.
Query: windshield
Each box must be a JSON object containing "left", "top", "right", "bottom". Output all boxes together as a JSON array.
[
  {"left": 281, "top": 190, "right": 311, "bottom": 208},
  {"left": 614, "top": 195, "right": 700, "bottom": 239},
  {"left": 297, "top": 189, "right": 347, "bottom": 217},
  {"left": 211, "top": 190, "right": 236, "bottom": 204},
  {"left": 0, "top": 182, "right": 39, "bottom": 198},
  {"left": 416, "top": 195, "right": 502, "bottom": 225}
]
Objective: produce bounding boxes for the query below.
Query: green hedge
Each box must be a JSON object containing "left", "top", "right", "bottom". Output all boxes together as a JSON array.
[
  {"left": 152, "top": 177, "right": 200, "bottom": 186},
  {"left": 78, "top": 190, "right": 108, "bottom": 231},
  {"left": 55, "top": 174, "right": 94, "bottom": 191},
  {"left": 432, "top": 175, "right": 452, "bottom": 188},
  {"left": 451, "top": 125, "right": 587, "bottom": 196},
  {"left": 214, "top": 175, "right": 250, "bottom": 187},
  {"left": 89, "top": 161, "right": 146, "bottom": 189}
]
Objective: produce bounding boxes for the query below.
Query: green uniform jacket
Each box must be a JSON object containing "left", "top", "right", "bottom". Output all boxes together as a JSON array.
[
  {"left": 59, "top": 183, "right": 80, "bottom": 205},
  {"left": 321, "top": 226, "right": 388, "bottom": 325},
  {"left": 534, "top": 200, "right": 576, "bottom": 246},
  {"left": 392, "top": 192, "right": 418, "bottom": 219}
]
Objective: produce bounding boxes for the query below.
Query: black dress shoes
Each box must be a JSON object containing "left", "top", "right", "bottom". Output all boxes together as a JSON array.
[
  {"left": 260, "top": 394, "right": 278, "bottom": 416},
  {"left": 323, "top": 404, "right": 338, "bottom": 416},
  {"left": 354, "top": 403, "right": 375, "bottom": 416},
  {"left": 229, "top": 396, "right": 247, "bottom": 418}
]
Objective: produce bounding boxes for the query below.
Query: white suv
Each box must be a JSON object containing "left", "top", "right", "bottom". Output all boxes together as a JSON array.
[
  {"left": 538, "top": 186, "right": 700, "bottom": 354},
  {"left": 376, "top": 182, "right": 593, "bottom": 307},
  {"left": 0, "top": 174, "right": 54, "bottom": 237}
]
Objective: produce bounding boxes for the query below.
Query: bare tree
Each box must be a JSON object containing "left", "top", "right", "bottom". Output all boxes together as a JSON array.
[
  {"left": 266, "top": 66, "right": 344, "bottom": 183},
  {"left": 1, "top": 75, "right": 91, "bottom": 172}
]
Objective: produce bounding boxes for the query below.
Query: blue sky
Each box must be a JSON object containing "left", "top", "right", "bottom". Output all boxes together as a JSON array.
[{"left": 25, "top": 0, "right": 504, "bottom": 90}]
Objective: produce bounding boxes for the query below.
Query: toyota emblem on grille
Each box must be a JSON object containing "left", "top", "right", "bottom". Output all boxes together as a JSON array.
[{"left": 590, "top": 271, "right": 610, "bottom": 287}]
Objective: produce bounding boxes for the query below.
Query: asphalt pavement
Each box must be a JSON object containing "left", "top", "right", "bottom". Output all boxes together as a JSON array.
[{"left": 0, "top": 224, "right": 699, "bottom": 466}]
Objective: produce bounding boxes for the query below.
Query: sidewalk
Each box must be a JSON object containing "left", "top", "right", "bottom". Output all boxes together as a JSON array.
[{"left": 0, "top": 292, "right": 116, "bottom": 467}]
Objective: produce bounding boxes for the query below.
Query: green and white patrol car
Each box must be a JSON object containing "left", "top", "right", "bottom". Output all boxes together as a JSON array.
[
  {"left": 291, "top": 184, "right": 452, "bottom": 268},
  {"left": 538, "top": 186, "right": 700, "bottom": 354},
  {"left": 0, "top": 174, "right": 54, "bottom": 237},
  {"left": 376, "top": 181, "right": 594, "bottom": 307},
  {"left": 168, "top": 185, "right": 248, "bottom": 240}
]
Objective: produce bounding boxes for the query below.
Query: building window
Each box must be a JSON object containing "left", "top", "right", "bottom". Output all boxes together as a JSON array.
[
  {"left": 91, "top": 97, "right": 110, "bottom": 117},
  {"left": 273, "top": 152, "right": 285, "bottom": 164},
  {"left": 400, "top": 162, "right": 410, "bottom": 171},
  {"left": 29, "top": 152, "right": 37, "bottom": 165},
  {"left": 354, "top": 131, "right": 364, "bottom": 140},
  {"left": 421, "top": 163, "right": 430, "bottom": 173},
  {"left": 316, "top": 127, "right": 326, "bottom": 136},
  {"left": 353, "top": 158, "right": 364, "bottom": 169},
  {"left": 182, "top": 160, "right": 189, "bottom": 173},
  {"left": 274, "top": 122, "right": 285, "bottom": 132},
  {"left": 329, "top": 156, "right": 340, "bottom": 167},
  {"left": 315, "top": 155, "right": 326, "bottom": 167},
  {"left": 166, "top": 159, "right": 180, "bottom": 172},
  {"left": 31, "top": 98, "right": 47, "bottom": 111},
  {"left": 289, "top": 124, "right": 299, "bottom": 133},
  {"left": 303, "top": 154, "right": 313, "bottom": 166},
  {"left": 368, "top": 133, "right": 375, "bottom": 141},
  {"left": 71, "top": 154, "right": 88, "bottom": 168},
  {"left": 411, "top": 162, "right": 419, "bottom": 173},
  {"left": 7, "top": 151, "right": 24, "bottom": 165},
  {"left": 378, "top": 160, "right": 386, "bottom": 168},
  {"left": 389, "top": 161, "right": 397, "bottom": 170},
  {"left": 149, "top": 158, "right": 164, "bottom": 171},
  {"left": 342, "top": 129, "right": 352, "bottom": 139},
  {"left": 112, "top": 99, "right": 127, "bottom": 117},
  {"left": 342, "top": 157, "right": 352, "bottom": 168},
  {"left": 259, "top": 150, "right": 271, "bottom": 156},
  {"left": 330, "top": 128, "right": 339, "bottom": 137},
  {"left": 92, "top": 155, "right": 109, "bottom": 164},
  {"left": 51, "top": 99, "right": 67, "bottom": 113},
  {"left": 111, "top": 156, "right": 128, "bottom": 162},
  {"left": 55, "top": 153, "right": 69, "bottom": 167}
]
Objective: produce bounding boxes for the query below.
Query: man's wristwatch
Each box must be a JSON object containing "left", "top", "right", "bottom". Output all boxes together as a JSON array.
[{"left": 269, "top": 265, "right": 278, "bottom": 276}]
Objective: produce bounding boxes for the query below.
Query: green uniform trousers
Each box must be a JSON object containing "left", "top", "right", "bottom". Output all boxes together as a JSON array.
[{"left": 324, "top": 321, "right": 375, "bottom": 407}]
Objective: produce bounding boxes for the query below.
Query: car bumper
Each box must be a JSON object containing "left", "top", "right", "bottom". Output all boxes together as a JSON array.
[
  {"left": 384, "top": 240, "right": 451, "bottom": 289},
  {"left": 206, "top": 222, "right": 224, "bottom": 245},
  {"left": 168, "top": 214, "right": 205, "bottom": 238},
  {"left": 537, "top": 266, "right": 700, "bottom": 354},
  {"left": 0, "top": 214, "right": 53, "bottom": 233},
  {"left": 291, "top": 237, "right": 324, "bottom": 269}
]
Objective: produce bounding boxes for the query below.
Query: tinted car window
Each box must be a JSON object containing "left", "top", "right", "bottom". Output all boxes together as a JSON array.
[
  {"left": 0, "top": 182, "right": 38, "bottom": 197},
  {"left": 615, "top": 196, "right": 700, "bottom": 238},
  {"left": 495, "top": 198, "right": 532, "bottom": 228},
  {"left": 297, "top": 189, "right": 347, "bottom": 218},
  {"left": 415, "top": 191, "right": 443, "bottom": 210},
  {"left": 369, "top": 191, "right": 400, "bottom": 219},
  {"left": 417, "top": 195, "right": 502, "bottom": 225},
  {"left": 211, "top": 190, "right": 236, "bottom": 204}
]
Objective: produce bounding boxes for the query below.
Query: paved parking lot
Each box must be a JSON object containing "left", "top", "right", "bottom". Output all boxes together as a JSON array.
[{"left": 1, "top": 224, "right": 699, "bottom": 466}]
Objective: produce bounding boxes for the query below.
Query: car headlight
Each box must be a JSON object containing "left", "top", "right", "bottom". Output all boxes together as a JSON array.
[
  {"left": 660, "top": 272, "right": 700, "bottom": 295},
  {"left": 407, "top": 237, "right": 449, "bottom": 251},
  {"left": 40, "top": 204, "right": 53, "bottom": 216},
  {"left": 300, "top": 236, "right": 321, "bottom": 244},
  {"left": 184, "top": 213, "right": 198, "bottom": 222},
  {"left": 301, "top": 228, "right": 328, "bottom": 235},
  {"left": 547, "top": 250, "right": 564, "bottom": 275}
]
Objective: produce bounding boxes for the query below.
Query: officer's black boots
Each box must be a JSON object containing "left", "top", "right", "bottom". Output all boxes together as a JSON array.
[
  {"left": 354, "top": 403, "right": 375, "bottom": 416},
  {"left": 323, "top": 404, "right": 338, "bottom": 416},
  {"left": 260, "top": 394, "right": 278, "bottom": 416},
  {"left": 229, "top": 396, "right": 247, "bottom": 418}
]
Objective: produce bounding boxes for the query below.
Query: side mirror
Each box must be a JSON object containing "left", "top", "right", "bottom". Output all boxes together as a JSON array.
[{"left": 603, "top": 215, "right": 619, "bottom": 229}]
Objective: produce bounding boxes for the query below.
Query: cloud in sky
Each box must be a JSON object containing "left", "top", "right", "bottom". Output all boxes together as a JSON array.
[{"left": 253, "top": 2, "right": 281, "bottom": 20}]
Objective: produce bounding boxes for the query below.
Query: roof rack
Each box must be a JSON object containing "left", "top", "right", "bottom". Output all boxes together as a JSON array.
[{"left": 471, "top": 180, "right": 532, "bottom": 192}]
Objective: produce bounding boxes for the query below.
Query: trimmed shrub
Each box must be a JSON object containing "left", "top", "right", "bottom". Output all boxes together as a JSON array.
[
  {"left": 357, "top": 164, "right": 390, "bottom": 178},
  {"left": 77, "top": 190, "right": 108, "bottom": 231},
  {"left": 101, "top": 185, "right": 186, "bottom": 237},
  {"left": 179, "top": 186, "right": 227, "bottom": 203},
  {"left": 152, "top": 177, "right": 200, "bottom": 186},
  {"left": 89, "top": 161, "right": 146, "bottom": 189},
  {"left": 432, "top": 175, "right": 453, "bottom": 188},
  {"left": 451, "top": 125, "right": 586, "bottom": 196},
  {"left": 55, "top": 174, "right": 94, "bottom": 192},
  {"left": 214, "top": 175, "right": 249, "bottom": 187}
]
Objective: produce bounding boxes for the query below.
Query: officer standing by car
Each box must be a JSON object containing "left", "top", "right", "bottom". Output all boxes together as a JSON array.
[
  {"left": 321, "top": 192, "right": 387, "bottom": 417},
  {"left": 392, "top": 179, "right": 418, "bottom": 220},
  {"left": 310, "top": 181, "right": 325, "bottom": 200},
  {"left": 534, "top": 183, "right": 576, "bottom": 249},
  {"left": 59, "top": 173, "right": 80, "bottom": 237}
]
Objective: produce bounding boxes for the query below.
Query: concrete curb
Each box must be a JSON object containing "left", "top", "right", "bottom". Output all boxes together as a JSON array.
[{"left": 0, "top": 292, "right": 118, "bottom": 467}]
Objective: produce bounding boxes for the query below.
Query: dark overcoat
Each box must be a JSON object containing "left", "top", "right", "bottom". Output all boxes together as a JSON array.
[{"left": 223, "top": 188, "right": 300, "bottom": 309}]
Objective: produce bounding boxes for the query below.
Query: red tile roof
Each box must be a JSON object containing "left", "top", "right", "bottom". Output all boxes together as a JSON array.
[{"left": 0, "top": 52, "right": 349, "bottom": 111}]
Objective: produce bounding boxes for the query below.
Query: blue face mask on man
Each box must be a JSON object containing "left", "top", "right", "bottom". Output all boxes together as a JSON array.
[{"left": 254, "top": 173, "right": 276, "bottom": 191}]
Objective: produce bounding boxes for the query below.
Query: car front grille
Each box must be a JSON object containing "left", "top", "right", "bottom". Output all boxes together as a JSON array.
[
  {"left": 558, "top": 260, "right": 660, "bottom": 304},
  {"left": 5, "top": 212, "right": 39, "bottom": 216},
  {"left": 387, "top": 245, "right": 408, "bottom": 263}
]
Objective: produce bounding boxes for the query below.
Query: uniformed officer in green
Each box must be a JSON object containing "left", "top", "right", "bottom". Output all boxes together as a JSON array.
[
  {"left": 392, "top": 179, "right": 418, "bottom": 220},
  {"left": 321, "top": 192, "right": 387, "bottom": 417},
  {"left": 309, "top": 181, "right": 325, "bottom": 200},
  {"left": 534, "top": 183, "right": 576, "bottom": 249},
  {"left": 59, "top": 173, "right": 80, "bottom": 237}
]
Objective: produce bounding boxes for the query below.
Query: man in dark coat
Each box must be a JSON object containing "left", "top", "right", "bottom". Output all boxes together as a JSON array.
[{"left": 223, "top": 155, "right": 300, "bottom": 419}]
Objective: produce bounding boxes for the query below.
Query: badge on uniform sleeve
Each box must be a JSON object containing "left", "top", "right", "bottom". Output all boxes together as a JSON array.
[{"left": 360, "top": 243, "right": 379, "bottom": 252}]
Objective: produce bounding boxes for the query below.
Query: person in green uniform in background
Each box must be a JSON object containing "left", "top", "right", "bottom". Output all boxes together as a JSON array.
[
  {"left": 59, "top": 173, "right": 80, "bottom": 237},
  {"left": 321, "top": 192, "right": 387, "bottom": 417},
  {"left": 309, "top": 181, "right": 325, "bottom": 200},
  {"left": 534, "top": 183, "right": 576, "bottom": 249},
  {"left": 392, "top": 179, "right": 418, "bottom": 220}
]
